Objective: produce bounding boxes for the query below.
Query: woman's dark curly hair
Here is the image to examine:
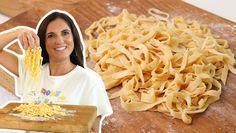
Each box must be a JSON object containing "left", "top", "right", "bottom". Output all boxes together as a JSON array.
[{"left": 37, "top": 11, "right": 84, "bottom": 68}]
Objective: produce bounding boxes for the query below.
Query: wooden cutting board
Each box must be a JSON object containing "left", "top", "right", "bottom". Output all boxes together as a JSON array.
[
  {"left": 0, "top": 0, "right": 236, "bottom": 133},
  {"left": 0, "top": 103, "right": 97, "bottom": 132}
]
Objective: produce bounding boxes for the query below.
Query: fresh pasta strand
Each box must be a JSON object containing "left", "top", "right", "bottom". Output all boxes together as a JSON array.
[
  {"left": 85, "top": 8, "right": 236, "bottom": 124},
  {"left": 148, "top": 8, "right": 169, "bottom": 22},
  {"left": 23, "top": 47, "right": 42, "bottom": 93}
]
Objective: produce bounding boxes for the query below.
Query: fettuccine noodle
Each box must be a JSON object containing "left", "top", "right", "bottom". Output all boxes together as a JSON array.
[
  {"left": 24, "top": 47, "right": 42, "bottom": 91},
  {"left": 85, "top": 8, "right": 236, "bottom": 124}
]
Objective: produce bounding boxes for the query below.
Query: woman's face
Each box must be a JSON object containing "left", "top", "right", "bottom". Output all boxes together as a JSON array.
[{"left": 45, "top": 18, "right": 74, "bottom": 63}]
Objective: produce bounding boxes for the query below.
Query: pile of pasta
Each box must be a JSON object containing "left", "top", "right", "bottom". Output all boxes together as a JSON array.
[
  {"left": 24, "top": 47, "right": 42, "bottom": 83},
  {"left": 85, "top": 8, "right": 236, "bottom": 124},
  {"left": 13, "top": 103, "right": 65, "bottom": 118}
]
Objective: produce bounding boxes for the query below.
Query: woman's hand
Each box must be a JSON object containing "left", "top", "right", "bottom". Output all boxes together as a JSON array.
[
  {"left": 0, "top": 26, "right": 40, "bottom": 80},
  {"left": 16, "top": 27, "right": 40, "bottom": 50}
]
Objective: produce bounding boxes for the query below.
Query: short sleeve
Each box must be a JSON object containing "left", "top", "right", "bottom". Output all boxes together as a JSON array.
[
  {"left": 86, "top": 69, "right": 113, "bottom": 117},
  {"left": 93, "top": 79, "right": 113, "bottom": 117}
]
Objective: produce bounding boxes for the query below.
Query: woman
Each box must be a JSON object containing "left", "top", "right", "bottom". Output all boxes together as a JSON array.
[{"left": 0, "top": 10, "right": 112, "bottom": 132}]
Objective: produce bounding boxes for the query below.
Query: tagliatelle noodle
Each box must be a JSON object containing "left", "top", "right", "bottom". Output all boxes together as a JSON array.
[
  {"left": 85, "top": 8, "right": 236, "bottom": 124},
  {"left": 24, "top": 47, "right": 42, "bottom": 92}
]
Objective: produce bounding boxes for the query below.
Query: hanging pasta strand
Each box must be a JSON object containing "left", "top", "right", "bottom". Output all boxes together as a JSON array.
[{"left": 24, "top": 47, "right": 42, "bottom": 93}]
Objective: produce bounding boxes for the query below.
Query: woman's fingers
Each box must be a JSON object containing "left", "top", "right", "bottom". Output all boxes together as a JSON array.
[
  {"left": 18, "top": 34, "right": 26, "bottom": 49},
  {"left": 19, "top": 31, "right": 40, "bottom": 50},
  {"left": 31, "top": 32, "right": 40, "bottom": 47},
  {"left": 22, "top": 32, "right": 30, "bottom": 50},
  {"left": 26, "top": 32, "right": 35, "bottom": 49}
]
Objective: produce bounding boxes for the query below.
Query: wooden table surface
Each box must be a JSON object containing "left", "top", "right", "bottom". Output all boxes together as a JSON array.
[
  {"left": 0, "top": 103, "right": 97, "bottom": 132},
  {"left": 0, "top": 0, "right": 236, "bottom": 133}
]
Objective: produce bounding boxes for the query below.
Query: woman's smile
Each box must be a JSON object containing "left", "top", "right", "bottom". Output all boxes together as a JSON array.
[{"left": 55, "top": 46, "right": 67, "bottom": 51}]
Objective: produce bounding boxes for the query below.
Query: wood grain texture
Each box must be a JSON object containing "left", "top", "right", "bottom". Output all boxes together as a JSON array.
[
  {"left": 0, "top": 103, "right": 97, "bottom": 132},
  {"left": 0, "top": 0, "right": 30, "bottom": 17},
  {"left": 0, "top": 0, "right": 84, "bottom": 17},
  {"left": 0, "top": 0, "right": 236, "bottom": 132},
  {"left": 0, "top": 68, "right": 15, "bottom": 94}
]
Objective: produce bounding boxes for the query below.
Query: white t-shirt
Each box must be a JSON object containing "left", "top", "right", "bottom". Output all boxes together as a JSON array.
[{"left": 17, "top": 56, "right": 113, "bottom": 117}]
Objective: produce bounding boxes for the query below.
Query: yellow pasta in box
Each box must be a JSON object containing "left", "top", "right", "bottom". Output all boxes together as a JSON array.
[{"left": 85, "top": 8, "right": 236, "bottom": 124}]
